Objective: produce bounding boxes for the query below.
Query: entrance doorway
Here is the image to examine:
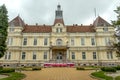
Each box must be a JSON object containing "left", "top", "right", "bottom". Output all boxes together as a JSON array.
[{"left": 56, "top": 52, "right": 63, "bottom": 62}]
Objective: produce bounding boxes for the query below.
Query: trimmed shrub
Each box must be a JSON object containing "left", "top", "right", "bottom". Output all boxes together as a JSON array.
[
  {"left": 101, "top": 67, "right": 116, "bottom": 72},
  {"left": 113, "top": 66, "right": 120, "bottom": 70},
  {"left": 16, "top": 67, "right": 32, "bottom": 71},
  {"left": 76, "top": 67, "right": 85, "bottom": 70},
  {"left": 32, "top": 67, "right": 41, "bottom": 71},
  {"left": 0, "top": 66, "right": 3, "bottom": 70},
  {"left": 0, "top": 68, "right": 15, "bottom": 73}
]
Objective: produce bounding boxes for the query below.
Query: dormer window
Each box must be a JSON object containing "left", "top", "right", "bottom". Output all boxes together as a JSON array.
[
  {"left": 9, "top": 28, "right": 14, "bottom": 32},
  {"left": 103, "top": 27, "right": 108, "bottom": 32},
  {"left": 56, "top": 28, "right": 62, "bottom": 33}
]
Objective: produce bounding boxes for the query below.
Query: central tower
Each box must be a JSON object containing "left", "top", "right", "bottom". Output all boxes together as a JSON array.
[
  {"left": 55, "top": 4, "right": 63, "bottom": 19},
  {"left": 54, "top": 4, "right": 64, "bottom": 25}
]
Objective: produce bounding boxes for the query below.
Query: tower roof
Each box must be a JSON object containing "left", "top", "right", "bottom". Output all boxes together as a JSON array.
[
  {"left": 93, "top": 16, "right": 111, "bottom": 27},
  {"left": 54, "top": 4, "right": 64, "bottom": 25},
  {"left": 9, "top": 15, "right": 25, "bottom": 27},
  {"left": 54, "top": 18, "right": 64, "bottom": 25}
]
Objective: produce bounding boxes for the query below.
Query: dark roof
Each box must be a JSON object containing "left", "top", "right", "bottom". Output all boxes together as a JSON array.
[
  {"left": 22, "top": 25, "right": 52, "bottom": 33},
  {"left": 9, "top": 16, "right": 24, "bottom": 27},
  {"left": 67, "top": 25, "right": 95, "bottom": 33},
  {"left": 93, "top": 16, "right": 111, "bottom": 27}
]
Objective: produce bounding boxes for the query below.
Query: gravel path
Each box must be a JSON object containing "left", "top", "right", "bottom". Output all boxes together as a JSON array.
[
  {"left": 0, "top": 75, "right": 8, "bottom": 79},
  {"left": 22, "top": 68, "right": 97, "bottom": 80}
]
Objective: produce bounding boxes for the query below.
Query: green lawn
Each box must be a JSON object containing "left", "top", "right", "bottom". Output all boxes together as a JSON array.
[
  {"left": 91, "top": 71, "right": 113, "bottom": 80},
  {"left": 115, "top": 76, "right": 120, "bottom": 80},
  {"left": 0, "top": 72, "right": 25, "bottom": 80}
]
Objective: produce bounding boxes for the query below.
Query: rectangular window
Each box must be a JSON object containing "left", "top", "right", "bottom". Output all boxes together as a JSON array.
[
  {"left": 72, "top": 52, "right": 75, "bottom": 59},
  {"left": 107, "top": 52, "right": 113, "bottom": 59},
  {"left": 56, "top": 28, "right": 59, "bottom": 33},
  {"left": 56, "top": 28, "right": 62, "bottom": 33},
  {"left": 33, "top": 52, "right": 36, "bottom": 60},
  {"left": 82, "top": 52, "right": 86, "bottom": 59},
  {"left": 33, "top": 38, "right": 37, "bottom": 45},
  {"left": 8, "top": 52, "right": 11, "bottom": 60},
  {"left": 93, "top": 52, "right": 97, "bottom": 59},
  {"left": 8, "top": 38, "right": 13, "bottom": 45},
  {"left": 60, "top": 28, "right": 62, "bottom": 32},
  {"left": 23, "top": 38, "right": 27, "bottom": 45},
  {"left": 5, "top": 53, "right": 7, "bottom": 60},
  {"left": 91, "top": 37, "right": 95, "bottom": 45},
  {"left": 44, "top": 38, "right": 48, "bottom": 45},
  {"left": 22, "top": 52, "right": 26, "bottom": 60},
  {"left": 5, "top": 52, "right": 11, "bottom": 60},
  {"left": 71, "top": 38, "right": 74, "bottom": 45},
  {"left": 107, "top": 52, "right": 110, "bottom": 59},
  {"left": 44, "top": 52, "right": 47, "bottom": 59},
  {"left": 110, "top": 52, "right": 113, "bottom": 59},
  {"left": 81, "top": 37, "right": 85, "bottom": 45},
  {"left": 105, "top": 37, "right": 110, "bottom": 45}
]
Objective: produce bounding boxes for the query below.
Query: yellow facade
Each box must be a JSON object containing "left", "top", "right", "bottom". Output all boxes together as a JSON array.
[{"left": 0, "top": 5, "right": 119, "bottom": 67}]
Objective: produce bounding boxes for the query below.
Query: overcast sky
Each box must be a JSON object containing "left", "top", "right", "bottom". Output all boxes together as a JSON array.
[{"left": 0, "top": 0, "right": 120, "bottom": 25}]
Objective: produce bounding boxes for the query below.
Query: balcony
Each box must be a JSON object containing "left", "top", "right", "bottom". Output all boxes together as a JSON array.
[{"left": 50, "top": 42, "right": 69, "bottom": 50}]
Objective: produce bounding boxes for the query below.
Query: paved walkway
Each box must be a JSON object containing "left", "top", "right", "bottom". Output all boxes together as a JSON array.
[{"left": 22, "top": 68, "right": 97, "bottom": 80}]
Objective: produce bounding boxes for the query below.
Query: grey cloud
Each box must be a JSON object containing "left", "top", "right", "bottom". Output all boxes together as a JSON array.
[{"left": 7, "top": 0, "right": 117, "bottom": 25}]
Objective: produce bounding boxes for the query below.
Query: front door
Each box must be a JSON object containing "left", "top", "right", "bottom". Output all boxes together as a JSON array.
[{"left": 56, "top": 52, "right": 62, "bottom": 62}]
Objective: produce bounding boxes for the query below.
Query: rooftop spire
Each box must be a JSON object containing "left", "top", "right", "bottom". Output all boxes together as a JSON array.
[
  {"left": 55, "top": 4, "right": 63, "bottom": 19},
  {"left": 54, "top": 4, "right": 64, "bottom": 25},
  {"left": 57, "top": 4, "right": 61, "bottom": 10}
]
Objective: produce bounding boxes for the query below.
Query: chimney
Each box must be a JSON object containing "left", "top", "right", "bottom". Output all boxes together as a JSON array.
[
  {"left": 43, "top": 24, "right": 45, "bottom": 26},
  {"left": 81, "top": 24, "right": 83, "bottom": 26},
  {"left": 36, "top": 23, "right": 38, "bottom": 26}
]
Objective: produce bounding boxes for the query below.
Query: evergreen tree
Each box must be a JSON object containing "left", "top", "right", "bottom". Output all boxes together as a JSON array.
[
  {"left": 0, "top": 4, "right": 8, "bottom": 58},
  {"left": 112, "top": 6, "right": 120, "bottom": 57}
]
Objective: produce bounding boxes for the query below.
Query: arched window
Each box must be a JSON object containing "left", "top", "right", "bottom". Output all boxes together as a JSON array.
[{"left": 56, "top": 39, "right": 62, "bottom": 45}]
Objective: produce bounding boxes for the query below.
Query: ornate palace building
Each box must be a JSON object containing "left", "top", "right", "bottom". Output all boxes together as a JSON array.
[{"left": 0, "top": 5, "right": 119, "bottom": 67}]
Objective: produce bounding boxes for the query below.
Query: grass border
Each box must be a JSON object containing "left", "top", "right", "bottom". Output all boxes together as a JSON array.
[
  {"left": 91, "top": 71, "right": 113, "bottom": 80},
  {"left": 0, "top": 72, "right": 26, "bottom": 80}
]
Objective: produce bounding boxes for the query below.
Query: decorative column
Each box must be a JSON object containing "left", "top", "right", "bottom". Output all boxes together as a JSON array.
[
  {"left": 50, "top": 49, "right": 52, "bottom": 60},
  {"left": 67, "top": 49, "right": 69, "bottom": 60}
]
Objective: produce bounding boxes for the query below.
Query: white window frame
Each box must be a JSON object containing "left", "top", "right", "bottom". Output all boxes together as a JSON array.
[
  {"left": 91, "top": 37, "right": 95, "bottom": 45},
  {"left": 33, "top": 38, "right": 37, "bottom": 45},
  {"left": 93, "top": 52, "right": 97, "bottom": 60},
  {"left": 105, "top": 37, "right": 110, "bottom": 45},
  {"left": 23, "top": 38, "right": 27, "bottom": 45},
  {"left": 107, "top": 51, "right": 113, "bottom": 59},
  {"left": 71, "top": 38, "right": 74, "bottom": 45},
  {"left": 33, "top": 52, "right": 36, "bottom": 60},
  {"left": 5, "top": 52, "right": 11, "bottom": 60},
  {"left": 81, "top": 37, "right": 85, "bottom": 45},
  {"left": 8, "top": 37, "right": 13, "bottom": 45},
  {"left": 82, "top": 52, "right": 86, "bottom": 60},
  {"left": 44, "top": 38, "right": 48, "bottom": 45},
  {"left": 44, "top": 52, "right": 47, "bottom": 59},
  {"left": 71, "top": 52, "right": 75, "bottom": 59},
  {"left": 21, "top": 52, "right": 26, "bottom": 60}
]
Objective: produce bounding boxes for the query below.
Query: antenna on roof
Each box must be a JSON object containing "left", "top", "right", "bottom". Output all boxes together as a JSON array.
[
  {"left": 94, "top": 8, "right": 96, "bottom": 18},
  {"left": 18, "top": 14, "right": 20, "bottom": 17}
]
